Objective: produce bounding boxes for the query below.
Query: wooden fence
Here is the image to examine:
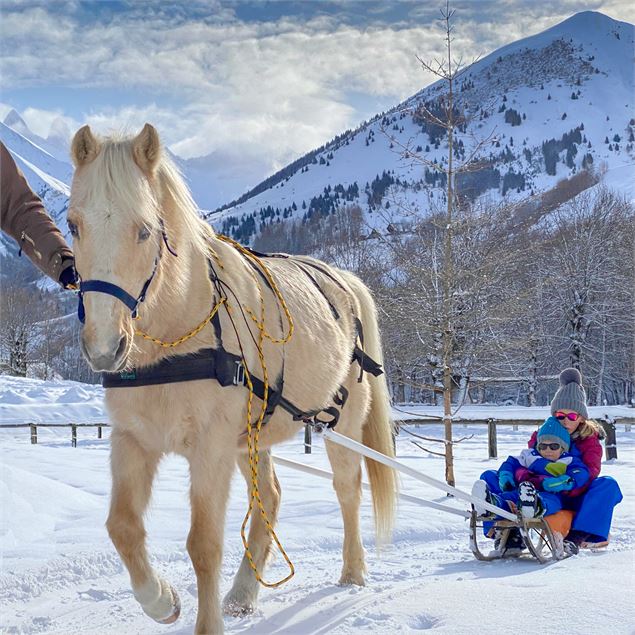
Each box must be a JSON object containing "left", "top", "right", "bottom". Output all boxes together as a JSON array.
[
  {"left": 0, "top": 423, "right": 106, "bottom": 447},
  {"left": 2, "top": 414, "right": 632, "bottom": 459},
  {"left": 391, "top": 415, "right": 633, "bottom": 461}
]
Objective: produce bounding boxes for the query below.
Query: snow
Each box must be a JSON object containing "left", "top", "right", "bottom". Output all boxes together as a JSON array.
[{"left": 1, "top": 375, "right": 633, "bottom": 634}]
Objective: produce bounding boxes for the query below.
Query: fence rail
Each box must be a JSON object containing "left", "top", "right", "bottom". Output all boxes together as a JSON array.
[
  {"left": 393, "top": 415, "right": 634, "bottom": 461},
  {"left": 2, "top": 415, "right": 633, "bottom": 458},
  {"left": 0, "top": 422, "right": 107, "bottom": 447}
]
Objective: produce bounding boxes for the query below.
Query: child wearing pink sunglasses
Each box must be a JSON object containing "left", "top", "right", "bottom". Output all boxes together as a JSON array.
[{"left": 525, "top": 368, "right": 623, "bottom": 548}]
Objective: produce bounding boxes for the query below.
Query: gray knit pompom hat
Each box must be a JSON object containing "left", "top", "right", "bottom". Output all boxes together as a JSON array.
[{"left": 550, "top": 368, "right": 589, "bottom": 419}]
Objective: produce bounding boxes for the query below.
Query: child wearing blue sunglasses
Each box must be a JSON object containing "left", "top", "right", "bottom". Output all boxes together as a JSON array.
[{"left": 473, "top": 416, "right": 590, "bottom": 522}]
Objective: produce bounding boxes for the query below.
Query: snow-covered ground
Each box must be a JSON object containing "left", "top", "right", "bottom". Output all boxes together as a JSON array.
[{"left": 1, "top": 375, "right": 633, "bottom": 634}]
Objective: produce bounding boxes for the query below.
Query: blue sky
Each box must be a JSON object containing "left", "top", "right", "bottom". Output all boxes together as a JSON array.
[{"left": 1, "top": 0, "right": 633, "bottom": 189}]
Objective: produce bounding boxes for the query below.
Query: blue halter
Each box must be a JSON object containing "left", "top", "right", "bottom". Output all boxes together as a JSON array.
[{"left": 77, "top": 224, "right": 177, "bottom": 324}]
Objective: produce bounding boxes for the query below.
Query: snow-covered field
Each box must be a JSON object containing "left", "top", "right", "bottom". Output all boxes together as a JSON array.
[{"left": 1, "top": 376, "right": 634, "bottom": 634}]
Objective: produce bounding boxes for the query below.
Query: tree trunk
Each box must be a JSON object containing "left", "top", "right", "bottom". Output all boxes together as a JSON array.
[
  {"left": 595, "top": 311, "right": 607, "bottom": 405},
  {"left": 527, "top": 345, "right": 538, "bottom": 407},
  {"left": 443, "top": 363, "right": 455, "bottom": 486},
  {"left": 569, "top": 292, "right": 586, "bottom": 369},
  {"left": 9, "top": 330, "right": 28, "bottom": 377},
  {"left": 394, "top": 366, "right": 406, "bottom": 403}
]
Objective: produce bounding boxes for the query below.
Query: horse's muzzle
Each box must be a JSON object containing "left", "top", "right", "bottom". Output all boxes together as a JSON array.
[{"left": 81, "top": 332, "right": 129, "bottom": 372}]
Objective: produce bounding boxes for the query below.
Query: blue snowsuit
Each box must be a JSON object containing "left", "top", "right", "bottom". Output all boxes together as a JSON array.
[
  {"left": 526, "top": 429, "right": 623, "bottom": 542},
  {"left": 481, "top": 448, "right": 590, "bottom": 518}
]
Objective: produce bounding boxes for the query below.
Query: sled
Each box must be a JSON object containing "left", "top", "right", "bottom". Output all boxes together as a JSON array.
[
  {"left": 301, "top": 427, "right": 581, "bottom": 565},
  {"left": 469, "top": 509, "right": 576, "bottom": 563}
]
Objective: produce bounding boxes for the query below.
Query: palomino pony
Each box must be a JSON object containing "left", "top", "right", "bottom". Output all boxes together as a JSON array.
[{"left": 69, "top": 123, "right": 397, "bottom": 634}]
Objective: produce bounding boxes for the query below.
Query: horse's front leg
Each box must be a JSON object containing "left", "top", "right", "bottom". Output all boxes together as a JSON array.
[
  {"left": 223, "top": 449, "right": 281, "bottom": 615},
  {"left": 187, "top": 441, "right": 236, "bottom": 635},
  {"left": 106, "top": 429, "right": 180, "bottom": 623}
]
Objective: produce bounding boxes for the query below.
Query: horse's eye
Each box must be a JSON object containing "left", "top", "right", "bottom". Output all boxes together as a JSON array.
[
  {"left": 138, "top": 226, "right": 151, "bottom": 242},
  {"left": 68, "top": 222, "right": 79, "bottom": 238}
]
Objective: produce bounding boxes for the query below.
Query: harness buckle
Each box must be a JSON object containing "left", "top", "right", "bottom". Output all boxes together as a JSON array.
[
  {"left": 307, "top": 406, "right": 341, "bottom": 431},
  {"left": 233, "top": 360, "right": 245, "bottom": 386}
]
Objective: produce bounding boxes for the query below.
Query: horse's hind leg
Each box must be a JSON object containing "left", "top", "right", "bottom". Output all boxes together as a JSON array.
[
  {"left": 325, "top": 422, "right": 366, "bottom": 586},
  {"left": 223, "top": 449, "right": 281, "bottom": 616},
  {"left": 106, "top": 430, "right": 180, "bottom": 624}
]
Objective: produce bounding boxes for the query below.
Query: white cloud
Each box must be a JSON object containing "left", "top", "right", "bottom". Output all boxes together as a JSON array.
[{"left": 1, "top": 1, "right": 632, "bottom": 190}]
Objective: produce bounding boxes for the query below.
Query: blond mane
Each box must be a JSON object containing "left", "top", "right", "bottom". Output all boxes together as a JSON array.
[{"left": 75, "top": 132, "right": 213, "bottom": 260}]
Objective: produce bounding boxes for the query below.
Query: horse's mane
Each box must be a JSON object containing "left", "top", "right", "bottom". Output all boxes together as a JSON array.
[
  {"left": 81, "top": 133, "right": 212, "bottom": 258},
  {"left": 155, "top": 153, "right": 214, "bottom": 258}
]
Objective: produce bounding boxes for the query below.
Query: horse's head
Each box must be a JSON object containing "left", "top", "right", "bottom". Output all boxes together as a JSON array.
[{"left": 69, "top": 124, "right": 166, "bottom": 371}]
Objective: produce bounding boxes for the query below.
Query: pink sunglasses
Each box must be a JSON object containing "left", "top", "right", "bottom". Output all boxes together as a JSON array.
[{"left": 555, "top": 411, "right": 579, "bottom": 421}]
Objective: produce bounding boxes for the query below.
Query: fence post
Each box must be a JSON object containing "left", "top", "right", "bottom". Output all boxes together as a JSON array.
[
  {"left": 304, "top": 423, "right": 312, "bottom": 454},
  {"left": 97, "top": 425, "right": 102, "bottom": 439},
  {"left": 487, "top": 418, "right": 497, "bottom": 459},
  {"left": 30, "top": 423, "right": 37, "bottom": 445},
  {"left": 601, "top": 416, "right": 617, "bottom": 460},
  {"left": 71, "top": 424, "right": 77, "bottom": 448}
]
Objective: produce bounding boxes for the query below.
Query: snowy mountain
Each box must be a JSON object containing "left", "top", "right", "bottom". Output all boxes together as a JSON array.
[
  {"left": 2, "top": 109, "right": 71, "bottom": 163},
  {"left": 0, "top": 121, "right": 73, "bottom": 263},
  {"left": 181, "top": 151, "right": 274, "bottom": 215},
  {"left": 209, "top": 11, "right": 634, "bottom": 244}
]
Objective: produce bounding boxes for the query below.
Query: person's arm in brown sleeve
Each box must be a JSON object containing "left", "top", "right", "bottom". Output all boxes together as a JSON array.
[{"left": 0, "top": 141, "right": 75, "bottom": 285}]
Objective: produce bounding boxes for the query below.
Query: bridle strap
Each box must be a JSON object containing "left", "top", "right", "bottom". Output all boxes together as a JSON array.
[
  {"left": 77, "top": 224, "right": 171, "bottom": 323},
  {"left": 78, "top": 254, "right": 158, "bottom": 323},
  {"left": 79, "top": 280, "right": 140, "bottom": 321}
]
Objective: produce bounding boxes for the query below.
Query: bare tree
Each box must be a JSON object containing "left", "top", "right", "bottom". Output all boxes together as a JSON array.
[
  {"left": 0, "top": 282, "right": 39, "bottom": 376},
  {"left": 537, "top": 188, "right": 634, "bottom": 401},
  {"left": 378, "top": 2, "right": 500, "bottom": 485}
]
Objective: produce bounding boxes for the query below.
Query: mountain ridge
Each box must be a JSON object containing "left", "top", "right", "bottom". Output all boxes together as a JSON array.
[{"left": 208, "top": 10, "right": 633, "bottom": 244}]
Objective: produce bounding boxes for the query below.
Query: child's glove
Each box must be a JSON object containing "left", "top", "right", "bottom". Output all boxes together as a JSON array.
[
  {"left": 498, "top": 471, "right": 515, "bottom": 491},
  {"left": 542, "top": 475, "right": 574, "bottom": 492}
]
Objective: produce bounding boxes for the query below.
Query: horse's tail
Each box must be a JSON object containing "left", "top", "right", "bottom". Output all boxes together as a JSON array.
[{"left": 342, "top": 273, "right": 398, "bottom": 545}]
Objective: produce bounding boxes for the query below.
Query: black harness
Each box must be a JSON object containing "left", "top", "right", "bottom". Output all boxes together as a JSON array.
[{"left": 87, "top": 239, "right": 383, "bottom": 428}]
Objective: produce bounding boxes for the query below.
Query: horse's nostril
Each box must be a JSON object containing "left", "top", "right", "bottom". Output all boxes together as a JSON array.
[{"left": 115, "top": 335, "right": 127, "bottom": 360}]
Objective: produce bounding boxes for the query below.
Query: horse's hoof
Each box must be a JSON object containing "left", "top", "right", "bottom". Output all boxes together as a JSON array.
[
  {"left": 223, "top": 595, "right": 256, "bottom": 617},
  {"left": 338, "top": 573, "right": 366, "bottom": 587},
  {"left": 156, "top": 586, "right": 181, "bottom": 624}
]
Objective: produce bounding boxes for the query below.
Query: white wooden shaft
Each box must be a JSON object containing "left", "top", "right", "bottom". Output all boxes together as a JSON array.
[
  {"left": 322, "top": 428, "right": 517, "bottom": 521},
  {"left": 272, "top": 455, "right": 470, "bottom": 519}
]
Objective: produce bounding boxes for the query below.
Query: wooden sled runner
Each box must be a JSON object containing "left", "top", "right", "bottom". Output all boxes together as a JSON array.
[{"left": 469, "top": 509, "right": 576, "bottom": 563}]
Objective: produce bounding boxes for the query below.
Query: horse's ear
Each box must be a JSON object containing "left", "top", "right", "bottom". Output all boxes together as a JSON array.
[
  {"left": 132, "top": 123, "right": 161, "bottom": 175},
  {"left": 71, "top": 125, "right": 101, "bottom": 166}
]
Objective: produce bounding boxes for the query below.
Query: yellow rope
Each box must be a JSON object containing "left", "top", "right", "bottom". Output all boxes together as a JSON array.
[
  {"left": 217, "top": 234, "right": 294, "bottom": 344},
  {"left": 134, "top": 298, "right": 226, "bottom": 347},
  {"left": 236, "top": 252, "right": 295, "bottom": 588},
  {"left": 134, "top": 233, "right": 296, "bottom": 587}
]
